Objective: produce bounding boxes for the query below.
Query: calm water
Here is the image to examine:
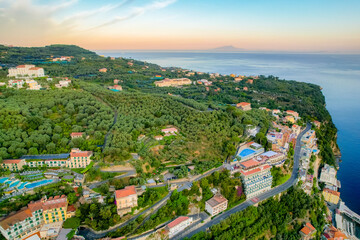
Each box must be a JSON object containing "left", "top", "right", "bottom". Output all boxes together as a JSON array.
[{"left": 98, "top": 50, "right": 360, "bottom": 213}]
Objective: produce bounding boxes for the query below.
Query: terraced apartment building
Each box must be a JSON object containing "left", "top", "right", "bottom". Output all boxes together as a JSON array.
[{"left": 0, "top": 195, "right": 68, "bottom": 240}]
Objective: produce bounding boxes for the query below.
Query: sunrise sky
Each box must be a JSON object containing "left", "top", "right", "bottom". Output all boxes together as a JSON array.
[{"left": 0, "top": 0, "right": 359, "bottom": 52}]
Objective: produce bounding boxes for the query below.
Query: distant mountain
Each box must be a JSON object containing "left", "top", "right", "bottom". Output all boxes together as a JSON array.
[
  {"left": 209, "top": 45, "right": 245, "bottom": 52},
  {"left": 0, "top": 44, "right": 99, "bottom": 64}
]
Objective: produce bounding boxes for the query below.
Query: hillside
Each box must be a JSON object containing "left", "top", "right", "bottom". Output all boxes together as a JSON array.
[{"left": 0, "top": 44, "right": 98, "bottom": 65}]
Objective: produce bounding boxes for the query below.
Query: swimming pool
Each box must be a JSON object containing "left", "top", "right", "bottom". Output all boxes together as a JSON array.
[
  {"left": 9, "top": 180, "right": 20, "bottom": 188},
  {"left": 25, "top": 179, "right": 54, "bottom": 189},
  {"left": 0, "top": 177, "right": 9, "bottom": 184},
  {"left": 238, "top": 148, "right": 256, "bottom": 158},
  {"left": 17, "top": 182, "right": 29, "bottom": 190}
]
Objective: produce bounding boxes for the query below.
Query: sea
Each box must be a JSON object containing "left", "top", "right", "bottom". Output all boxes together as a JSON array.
[{"left": 97, "top": 50, "right": 360, "bottom": 214}]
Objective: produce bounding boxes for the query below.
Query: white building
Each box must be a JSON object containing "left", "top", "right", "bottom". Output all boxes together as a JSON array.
[
  {"left": 55, "top": 80, "right": 71, "bottom": 88},
  {"left": 8, "top": 65, "right": 45, "bottom": 78},
  {"left": 205, "top": 194, "right": 228, "bottom": 216},
  {"left": 319, "top": 164, "right": 340, "bottom": 188},
  {"left": 166, "top": 216, "right": 193, "bottom": 238},
  {"left": 241, "top": 164, "right": 272, "bottom": 199}
]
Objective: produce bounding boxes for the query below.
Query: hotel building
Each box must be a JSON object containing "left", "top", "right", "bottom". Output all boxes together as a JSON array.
[
  {"left": 67, "top": 148, "right": 93, "bottom": 168},
  {"left": 241, "top": 164, "right": 272, "bottom": 199},
  {"left": 8, "top": 65, "right": 45, "bottom": 78},
  {"left": 1, "top": 159, "right": 26, "bottom": 171},
  {"left": 0, "top": 195, "right": 68, "bottom": 240}
]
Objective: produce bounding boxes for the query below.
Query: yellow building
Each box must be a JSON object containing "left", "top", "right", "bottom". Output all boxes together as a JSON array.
[
  {"left": 42, "top": 195, "right": 68, "bottom": 224},
  {"left": 323, "top": 188, "right": 340, "bottom": 205},
  {"left": 1, "top": 159, "right": 26, "bottom": 171},
  {"left": 115, "top": 186, "right": 138, "bottom": 216},
  {"left": 154, "top": 78, "right": 192, "bottom": 87},
  {"left": 67, "top": 148, "right": 93, "bottom": 168}
]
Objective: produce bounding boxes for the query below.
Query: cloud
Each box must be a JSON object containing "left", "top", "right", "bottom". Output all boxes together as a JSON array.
[
  {"left": 89, "top": 0, "right": 177, "bottom": 30},
  {"left": 0, "top": 0, "right": 177, "bottom": 46}
]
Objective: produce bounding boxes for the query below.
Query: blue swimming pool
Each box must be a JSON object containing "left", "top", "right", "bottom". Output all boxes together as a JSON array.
[
  {"left": 25, "top": 179, "right": 54, "bottom": 189},
  {"left": 238, "top": 148, "right": 256, "bottom": 158},
  {"left": 0, "top": 177, "right": 9, "bottom": 184},
  {"left": 9, "top": 180, "right": 20, "bottom": 188},
  {"left": 17, "top": 182, "right": 29, "bottom": 190}
]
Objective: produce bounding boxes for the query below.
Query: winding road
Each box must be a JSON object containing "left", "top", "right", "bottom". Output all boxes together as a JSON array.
[
  {"left": 79, "top": 122, "right": 311, "bottom": 240},
  {"left": 173, "top": 123, "right": 311, "bottom": 240}
]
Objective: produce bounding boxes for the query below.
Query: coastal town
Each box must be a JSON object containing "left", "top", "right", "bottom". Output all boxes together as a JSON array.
[{"left": 0, "top": 46, "right": 358, "bottom": 240}]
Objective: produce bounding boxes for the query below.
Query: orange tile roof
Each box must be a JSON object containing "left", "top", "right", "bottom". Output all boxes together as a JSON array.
[
  {"left": 29, "top": 67, "right": 42, "bottom": 70},
  {"left": 323, "top": 188, "right": 340, "bottom": 197},
  {"left": 300, "top": 222, "right": 316, "bottom": 236},
  {"left": 167, "top": 216, "right": 190, "bottom": 229},
  {"left": 115, "top": 186, "right": 137, "bottom": 199},
  {"left": 67, "top": 205, "right": 76, "bottom": 212},
  {"left": 237, "top": 102, "right": 250, "bottom": 107},
  {"left": 0, "top": 209, "right": 32, "bottom": 230},
  {"left": 16, "top": 65, "right": 26, "bottom": 68},
  {"left": 43, "top": 195, "right": 67, "bottom": 211},
  {"left": 28, "top": 200, "right": 43, "bottom": 212},
  {"left": 240, "top": 164, "right": 271, "bottom": 176},
  {"left": 70, "top": 149, "right": 93, "bottom": 158},
  {"left": 70, "top": 132, "right": 84, "bottom": 136},
  {"left": 2, "top": 159, "right": 23, "bottom": 164},
  {"left": 240, "top": 159, "right": 260, "bottom": 168}
]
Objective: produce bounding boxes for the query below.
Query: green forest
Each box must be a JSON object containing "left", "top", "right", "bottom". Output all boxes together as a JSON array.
[{"left": 0, "top": 88, "right": 113, "bottom": 160}]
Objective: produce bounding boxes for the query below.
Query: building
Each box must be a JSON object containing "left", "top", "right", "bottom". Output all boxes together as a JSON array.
[
  {"left": 8, "top": 65, "right": 45, "bottom": 78},
  {"left": 8, "top": 79, "right": 24, "bottom": 89},
  {"left": 161, "top": 127, "right": 178, "bottom": 136},
  {"left": 154, "top": 78, "right": 192, "bottom": 87},
  {"left": 196, "top": 79, "right": 212, "bottom": 86},
  {"left": 323, "top": 188, "right": 340, "bottom": 205},
  {"left": 319, "top": 164, "right": 339, "bottom": 188},
  {"left": 240, "top": 159, "right": 261, "bottom": 170},
  {"left": 115, "top": 186, "right": 138, "bottom": 216},
  {"left": 246, "top": 79, "right": 254, "bottom": 84},
  {"left": 286, "top": 110, "right": 299, "bottom": 119},
  {"left": 0, "top": 207, "right": 42, "bottom": 240},
  {"left": 256, "top": 151, "right": 286, "bottom": 165},
  {"left": 205, "top": 194, "right": 228, "bottom": 216},
  {"left": 241, "top": 164, "right": 272, "bottom": 199},
  {"left": 283, "top": 115, "right": 296, "bottom": 123},
  {"left": 166, "top": 216, "right": 193, "bottom": 238},
  {"left": 154, "top": 135, "right": 163, "bottom": 141},
  {"left": 70, "top": 132, "right": 84, "bottom": 139},
  {"left": 110, "top": 85, "right": 123, "bottom": 91},
  {"left": 25, "top": 159, "right": 67, "bottom": 168},
  {"left": 236, "top": 102, "right": 251, "bottom": 111},
  {"left": 1, "top": 159, "right": 26, "bottom": 171},
  {"left": 25, "top": 80, "right": 41, "bottom": 90},
  {"left": 322, "top": 225, "right": 349, "bottom": 240},
  {"left": 114, "top": 79, "right": 120, "bottom": 84},
  {"left": 243, "top": 86, "right": 248, "bottom": 91},
  {"left": 55, "top": 80, "right": 71, "bottom": 88},
  {"left": 299, "top": 222, "right": 316, "bottom": 240},
  {"left": 0, "top": 195, "right": 68, "bottom": 240},
  {"left": 99, "top": 68, "right": 107, "bottom": 73},
  {"left": 234, "top": 76, "right": 243, "bottom": 82},
  {"left": 52, "top": 56, "right": 72, "bottom": 62},
  {"left": 42, "top": 195, "right": 68, "bottom": 224},
  {"left": 67, "top": 148, "right": 93, "bottom": 168},
  {"left": 39, "top": 221, "right": 63, "bottom": 239}
]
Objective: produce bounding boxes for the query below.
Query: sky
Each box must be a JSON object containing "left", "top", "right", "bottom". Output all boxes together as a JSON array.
[{"left": 0, "top": 0, "right": 359, "bottom": 52}]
